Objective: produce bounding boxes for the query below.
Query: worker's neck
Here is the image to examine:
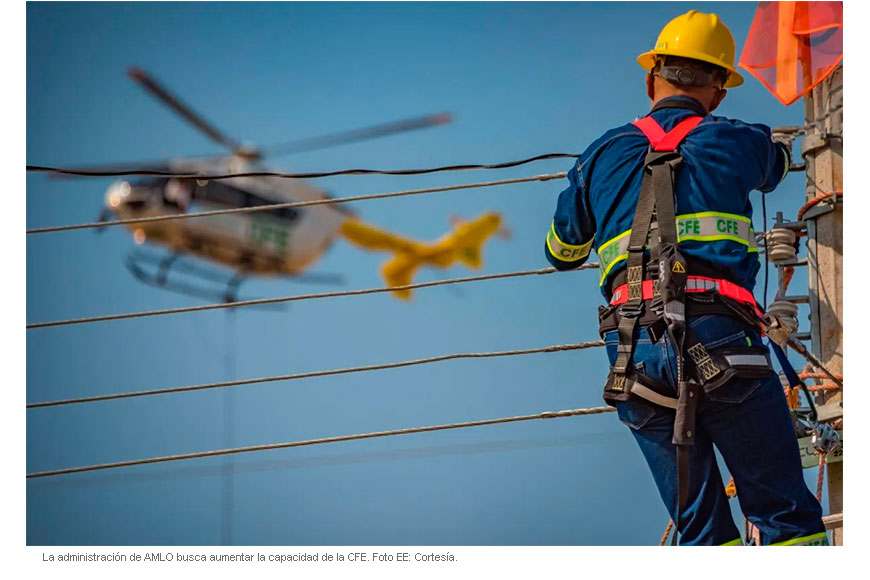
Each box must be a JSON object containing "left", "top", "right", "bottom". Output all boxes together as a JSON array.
[{"left": 653, "top": 92, "right": 709, "bottom": 114}]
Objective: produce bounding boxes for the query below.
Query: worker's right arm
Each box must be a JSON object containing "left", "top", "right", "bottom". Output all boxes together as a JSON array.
[
  {"left": 545, "top": 162, "right": 596, "bottom": 270},
  {"left": 748, "top": 122, "right": 792, "bottom": 193}
]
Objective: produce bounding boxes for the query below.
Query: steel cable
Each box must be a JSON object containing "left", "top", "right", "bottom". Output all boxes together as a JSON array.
[
  {"left": 27, "top": 264, "right": 598, "bottom": 330},
  {"left": 26, "top": 405, "right": 615, "bottom": 479},
  {"left": 27, "top": 340, "right": 605, "bottom": 409},
  {"left": 26, "top": 152, "right": 578, "bottom": 180},
  {"left": 27, "top": 172, "right": 567, "bottom": 235}
]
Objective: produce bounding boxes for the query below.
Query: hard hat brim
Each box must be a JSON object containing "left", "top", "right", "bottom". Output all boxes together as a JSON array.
[{"left": 637, "top": 50, "right": 744, "bottom": 88}]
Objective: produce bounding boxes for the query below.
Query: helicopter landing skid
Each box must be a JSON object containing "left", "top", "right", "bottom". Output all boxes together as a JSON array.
[{"left": 124, "top": 249, "right": 283, "bottom": 309}]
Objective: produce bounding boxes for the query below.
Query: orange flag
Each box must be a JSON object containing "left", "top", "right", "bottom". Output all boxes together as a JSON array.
[{"left": 739, "top": 1, "right": 843, "bottom": 106}]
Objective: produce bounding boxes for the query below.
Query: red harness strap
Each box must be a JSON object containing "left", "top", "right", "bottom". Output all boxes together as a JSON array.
[
  {"left": 632, "top": 115, "right": 703, "bottom": 151},
  {"left": 610, "top": 276, "right": 764, "bottom": 319}
]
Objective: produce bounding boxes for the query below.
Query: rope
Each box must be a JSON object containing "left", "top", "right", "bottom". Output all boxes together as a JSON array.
[
  {"left": 27, "top": 264, "right": 597, "bottom": 329},
  {"left": 26, "top": 405, "right": 615, "bottom": 479},
  {"left": 801, "top": 383, "right": 840, "bottom": 393},
  {"left": 799, "top": 371, "right": 843, "bottom": 382},
  {"left": 786, "top": 386, "right": 799, "bottom": 409},
  {"left": 779, "top": 265, "right": 795, "bottom": 298},
  {"left": 816, "top": 452, "right": 827, "bottom": 501},
  {"left": 27, "top": 172, "right": 567, "bottom": 235},
  {"left": 26, "top": 152, "right": 579, "bottom": 180},
  {"left": 27, "top": 340, "right": 605, "bottom": 409},
  {"left": 724, "top": 477, "right": 737, "bottom": 498},
  {"left": 797, "top": 190, "right": 842, "bottom": 221},
  {"left": 659, "top": 520, "right": 674, "bottom": 546}
]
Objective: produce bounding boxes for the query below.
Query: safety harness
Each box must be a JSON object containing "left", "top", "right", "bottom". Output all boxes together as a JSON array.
[{"left": 598, "top": 101, "right": 776, "bottom": 544}]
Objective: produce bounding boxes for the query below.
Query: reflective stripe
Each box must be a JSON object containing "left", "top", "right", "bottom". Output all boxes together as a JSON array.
[
  {"left": 547, "top": 223, "right": 593, "bottom": 263},
  {"left": 720, "top": 538, "right": 743, "bottom": 546},
  {"left": 769, "top": 532, "right": 829, "bottom": 546},
  {"left": 723, "top": 354, "right": 770, "bottom": 367},
  {"left": 597, "top": 212, "right": 758, "bottom": 285},
  {"left": 778, "top": 143, "right": 791, "bottom": 183}
]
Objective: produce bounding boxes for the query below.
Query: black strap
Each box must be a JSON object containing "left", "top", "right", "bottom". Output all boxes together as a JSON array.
[
  {"left": 608, "top": 151, "right": 665, "bottom": 395},
  {"left": 672, "top": 379, "right": 700, "bottom": 545},
  {"left": 650, "top": 156, "right": 681, "bottom": 244},
  {"left": 626, "top": 156, "right": 661, "bottom": 299}
]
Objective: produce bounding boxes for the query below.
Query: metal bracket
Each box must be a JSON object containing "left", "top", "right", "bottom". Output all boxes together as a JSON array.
[
  {"left": 774, "top": 257, "right": 808, "bottom": 268},
  {"left": 801, "top": 133, "right": 842, "bottom": 158},
  {"left": 802, "top": 194, "right": 842, "bottom": 221},
  {"left": 782, "top": 295, "right": 810, "bottom": 304},
  {"left": 815, "top": 399, "right": 844, "bottom": 423}
]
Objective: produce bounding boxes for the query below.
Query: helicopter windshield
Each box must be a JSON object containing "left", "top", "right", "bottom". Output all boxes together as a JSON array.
[{"left": 196, "top": 180, "right": 301, "bottom": 221}]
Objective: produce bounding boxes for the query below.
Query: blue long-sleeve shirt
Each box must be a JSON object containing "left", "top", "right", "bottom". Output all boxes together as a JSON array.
[{"left": 545, "top": 96, "right": 790, "bottom": 299}]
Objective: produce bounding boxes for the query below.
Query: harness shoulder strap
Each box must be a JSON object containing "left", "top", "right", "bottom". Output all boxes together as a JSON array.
[{"left": 632, "top": 116, "right": 703, "bottom": 152}]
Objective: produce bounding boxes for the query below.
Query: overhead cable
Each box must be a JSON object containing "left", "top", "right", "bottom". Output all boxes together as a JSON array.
[
  {"left": 27, "top": 264, "right": 597, "bottom": 329},
  {"left": 26, "top": 152, "right": 578, "bottom": 180},
  {"left": 27, "top": 172, "right": 567, "bottom": 235},
  {"left": 27, "top": 340, "right": 605, "bottom": 409},
  {"left": 26, "top": 405, "right": 615, "bottom": 478}
]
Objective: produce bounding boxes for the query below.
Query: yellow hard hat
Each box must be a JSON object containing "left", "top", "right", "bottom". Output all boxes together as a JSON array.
[{"left": 637, "top": 10, "right": 744, "bottom": 88}]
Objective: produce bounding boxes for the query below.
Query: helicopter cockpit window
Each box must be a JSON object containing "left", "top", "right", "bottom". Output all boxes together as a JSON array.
[
  {"left": 192, "top": 180, "right": 300, "bottom": 222},
  {"left": 244, "top": 194, "right": 300, "bottom": 222},
  {"left": 200, "top": 181, "right": 247, "bottom": 207}
]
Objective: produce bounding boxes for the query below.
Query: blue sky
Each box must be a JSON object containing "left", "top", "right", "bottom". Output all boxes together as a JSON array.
[{"left": 26, "top": 1, "right": 825, "bottom": 546}]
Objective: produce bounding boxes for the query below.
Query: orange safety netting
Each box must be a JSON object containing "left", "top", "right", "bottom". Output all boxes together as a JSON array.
[{"left": 739, "top": 1, "right": 843, "bottom": 106}]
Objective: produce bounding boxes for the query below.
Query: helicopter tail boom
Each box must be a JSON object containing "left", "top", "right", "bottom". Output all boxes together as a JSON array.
[{"left": 339, "top": 213, "right": 506, "bottom": 300}]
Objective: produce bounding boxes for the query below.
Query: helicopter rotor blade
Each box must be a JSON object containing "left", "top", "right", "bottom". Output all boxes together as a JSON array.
[
  {"left": 40, "top": 159, "right": 177, "bottom": 179},
  {"left": 128, "top": 67, "right": 247, "bottom": 155},
  {"left": 261, "top": 112, "right": 453, "bottom": 158}
]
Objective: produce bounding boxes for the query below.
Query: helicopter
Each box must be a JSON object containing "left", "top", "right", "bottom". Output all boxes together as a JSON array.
[{"left": 69, "top": 68, "right": 509, "bottom": 303}]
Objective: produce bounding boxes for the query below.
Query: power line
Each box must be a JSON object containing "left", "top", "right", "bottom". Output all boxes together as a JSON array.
[
  {"left": 26, "top": 404, "right": 615, "bottom": 478},
  {"left": 27, "top": 172, "right": 567, "bottom": 235},
  {"left": 27, "top": 340, "right": 605, "bottom": 409},
  {"left": 26, "top": 152, "right": 578, "bottom": 180},
  {"left": 27, "top": 264, "right": 598, "bottom": 329}
]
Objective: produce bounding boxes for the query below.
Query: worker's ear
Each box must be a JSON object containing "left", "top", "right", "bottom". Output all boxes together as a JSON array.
[
  {"left": 646, "top": 73, "right": 656, "bottom": 101},
  {"left": 708, "top": 88, "right": 727, "bottom": 113}
]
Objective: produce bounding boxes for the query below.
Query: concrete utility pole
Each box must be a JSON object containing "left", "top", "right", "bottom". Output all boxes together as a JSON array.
[{"left": 802, "top": 64, "right": 843, "bottom": 546}]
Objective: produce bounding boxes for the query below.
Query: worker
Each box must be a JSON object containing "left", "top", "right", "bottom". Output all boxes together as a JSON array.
[{"left": 545, "top": 10, "right": 827, "bottom": 546}]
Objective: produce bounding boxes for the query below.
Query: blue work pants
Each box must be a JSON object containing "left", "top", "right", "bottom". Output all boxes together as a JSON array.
[{"left": 604, "top": 314, "right": 826, "bottom": 545}]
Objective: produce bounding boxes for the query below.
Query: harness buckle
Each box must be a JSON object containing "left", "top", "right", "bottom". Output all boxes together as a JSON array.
[
  {"left": 618, "top": 302, "right": 644, "bottom": 318},
  {"left": 627, "top": 265, "right": 643, "bottom": 301},
  {"left": 687, "top": 343, "right": 721, "bottom": 381},
  {"left": 610, "top": 373, "right": 626, "bottom": 392}
]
